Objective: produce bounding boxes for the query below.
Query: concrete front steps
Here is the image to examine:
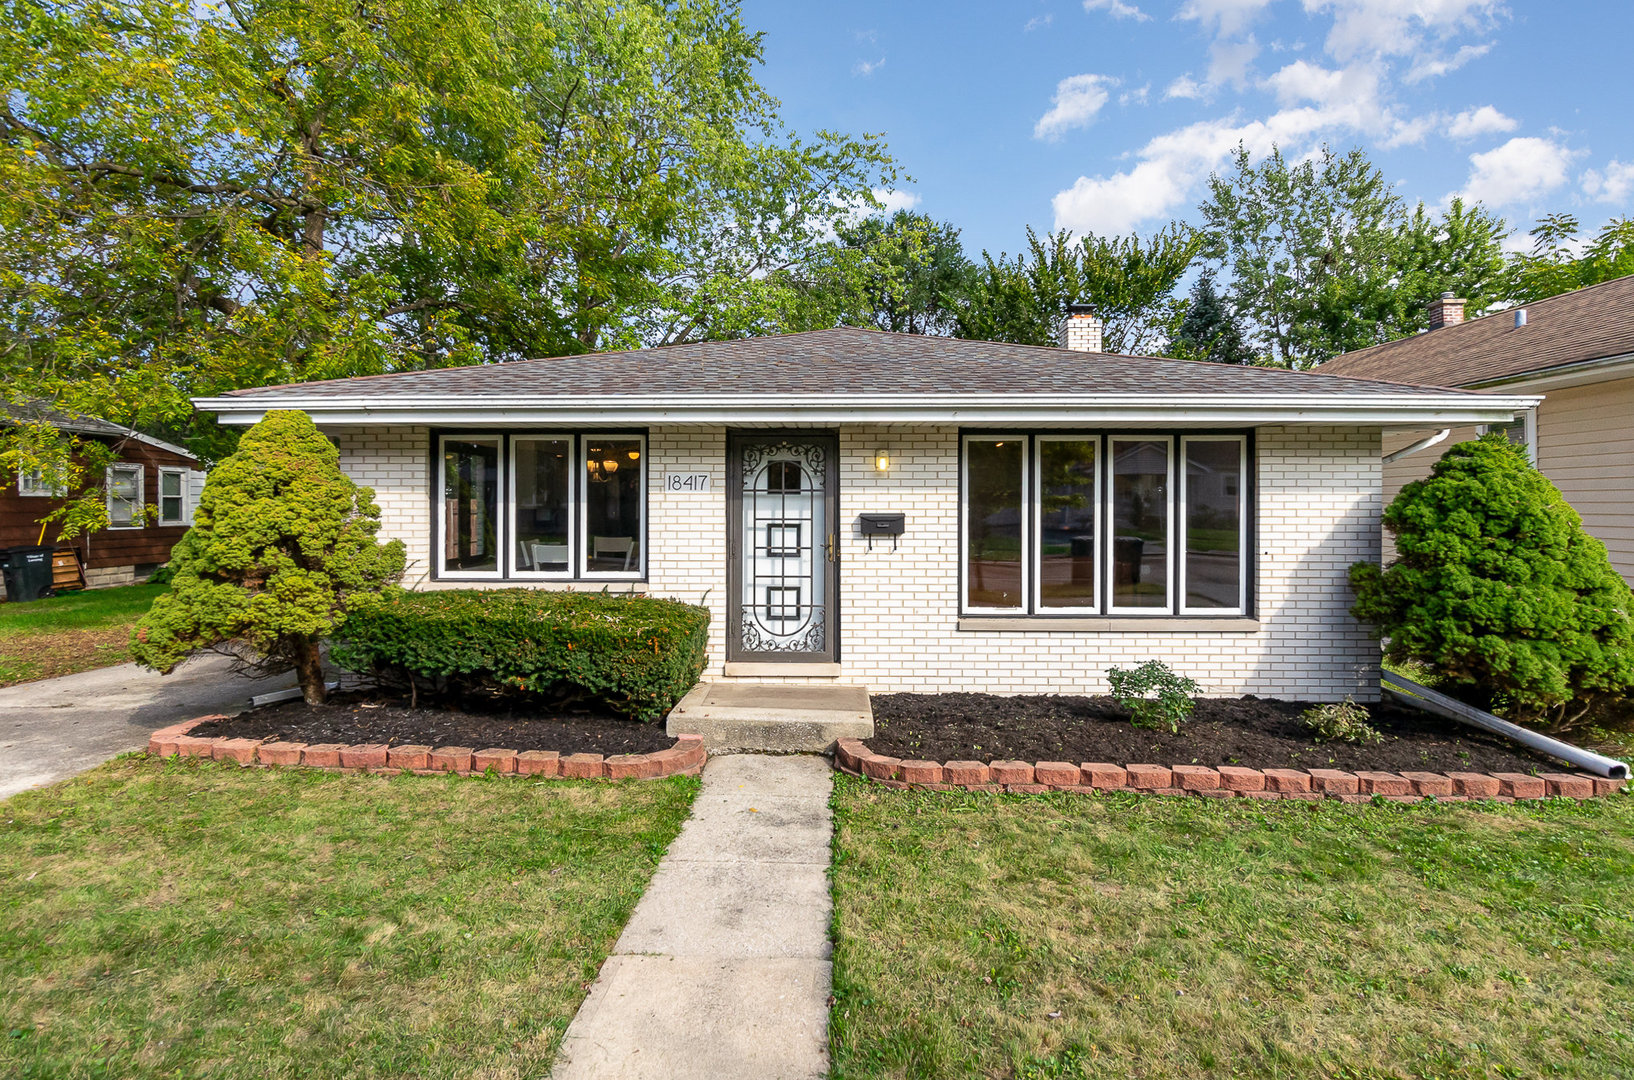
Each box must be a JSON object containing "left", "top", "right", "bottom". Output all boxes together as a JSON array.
[{"left": 665, "top": 682, "right": 872, "bottom": 753}]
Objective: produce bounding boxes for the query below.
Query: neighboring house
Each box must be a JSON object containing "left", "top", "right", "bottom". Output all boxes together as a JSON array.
[
  {"left": 1, "top": 405, "right": 205, "bottom": 596},
  {"left": 195, "top": 312, "right": 1534, "bottom": 701},
  {"left": 1322, "top": 276, "right": 1634, "bottom": 582}
]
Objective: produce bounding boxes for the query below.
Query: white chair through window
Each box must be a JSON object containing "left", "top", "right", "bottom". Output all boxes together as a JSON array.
[
  {"left": 591, "top": 535, "right": 636, "bottom": 572},
  {"left": 530, "top": 542, "right": 569, "bottom": 571}
]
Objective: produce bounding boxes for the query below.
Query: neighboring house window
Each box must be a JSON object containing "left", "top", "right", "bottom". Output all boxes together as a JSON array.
[
  {"left": 961, "top": 433, "right": 1250, "bottom": 618},
  {"left": 106, "top": 464, "right": 144, "bottom": 528},
  {"left": 17, "top": 468, "right": 63, "bottom": 497},
  {"left": 158, "top": 468, "right": 188, "bottom": 525},
  {"left": 437, "top": 433, "right": 646, "bottom": 580},
  {"left": 1480, "top": 408, "right": 1537, "bottom": 463}
]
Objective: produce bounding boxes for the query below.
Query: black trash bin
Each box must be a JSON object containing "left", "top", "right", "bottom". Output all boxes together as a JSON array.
[{"left": 0, "top": 545, "right": 54, "bottom": 602}]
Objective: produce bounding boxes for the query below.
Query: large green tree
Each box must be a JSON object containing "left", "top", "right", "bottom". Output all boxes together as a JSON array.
[
  {"left": 1201, "top": 144, "right": 1506, "bottom": 368},
  {"left": 1505, "top": 214, "right": 1634, "bottom": 305},
  {"left": 787, "top": 210, "right": 973, "bottom": 336},
  {"left": 0, "top": 0, "right": 891, "bottom": 525},
  {"left": 1169, "top": 270, "right": 1255, "bottom": 365},
  {"left": 956, "top": 224, "right": 1200, "bottom": 353}
]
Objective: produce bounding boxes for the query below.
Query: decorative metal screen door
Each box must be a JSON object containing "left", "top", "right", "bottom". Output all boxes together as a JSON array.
[{"left": 727, "top": 432, "right": 839, "bottom": 663}]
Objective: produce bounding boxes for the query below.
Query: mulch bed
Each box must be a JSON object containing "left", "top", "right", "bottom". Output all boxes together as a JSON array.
[
  {"left": 867, "top": 693, "right": 1564, "bottom": 774},
  {"left": 191, "top": 691, "right": 675, "bottom": 756}
]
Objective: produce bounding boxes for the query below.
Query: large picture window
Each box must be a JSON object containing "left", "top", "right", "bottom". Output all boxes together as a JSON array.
[
  {"left": 437, "top": 433, "right": 645, "bottom": 580},
  {"left": 961, "top": 433, "right": 1249, "bottom": 618}
]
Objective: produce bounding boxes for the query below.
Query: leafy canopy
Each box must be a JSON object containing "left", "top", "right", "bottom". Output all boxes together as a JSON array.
[
  {"left": 1350, "top": 434, "right": 1634, "bottom": 728},
  {"left": 1201, "top": 144, "right": 1506, "bottom": 368},
  {"left": 0, "top": 0, "right": 892, "bottom": 518},
  {"left": 956, "top": 224, "right": 1201, "bottom": 353},
  {"left": 787, "top": 210, "right": 974, "bottom": 336},
  {"left": 131, "top": 410, "right": 405, "bottom": 704},
  {"left": 1505, "top": 214, "right": 1634, "bottom": 305}
]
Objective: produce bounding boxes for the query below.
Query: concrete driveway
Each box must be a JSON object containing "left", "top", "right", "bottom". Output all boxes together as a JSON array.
[{"left": 0, "top": 654, "right": 295, "bottom": 800}]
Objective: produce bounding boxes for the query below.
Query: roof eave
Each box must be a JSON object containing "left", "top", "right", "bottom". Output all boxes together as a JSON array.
[{"left": 192, "top": 392, "right": 1542, "bottom": 428}]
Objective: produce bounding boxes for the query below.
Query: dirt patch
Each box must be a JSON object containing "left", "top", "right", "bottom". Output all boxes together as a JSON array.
[
  {"left": 866, "top": 693, "right": 1565, "bottom": 774},
  {"left": 0, "top": 627, "right": 134, "bottom": 687},
  {"left": 192, "top": 691, "right": 675, "bottom": 756}
]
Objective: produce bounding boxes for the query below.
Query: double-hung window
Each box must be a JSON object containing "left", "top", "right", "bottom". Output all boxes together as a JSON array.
[
  {"left": 437, "top": 433, "right": 645, "bottom": 580},
  {"left": 961, "top": 433, "right": 1249, "bottom": 618},
  {"left": 106, "top": 464, "right": 144, "bottom": 529},
  {"left": 157, "top": 468, "right": 189, "bottom": 525}
]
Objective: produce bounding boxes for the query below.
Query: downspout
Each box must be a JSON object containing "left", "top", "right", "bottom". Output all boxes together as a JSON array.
[
  {"left": 1381, "top": 428, "right": 1450, "bottom": 464},
  {"left": 1383, "top": 672, "right": 1629, "bottom": 779}
]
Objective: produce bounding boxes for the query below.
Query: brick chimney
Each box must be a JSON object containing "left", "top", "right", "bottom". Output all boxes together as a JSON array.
[
  {"left": 1427, "top": 292, "right": 1466, "bottom": 330},
  {"left": 1057, "top": 303, "right": 1103, "bottom": 352}
]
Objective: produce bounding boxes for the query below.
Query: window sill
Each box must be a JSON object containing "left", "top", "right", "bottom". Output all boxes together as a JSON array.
[{"left": 957, "top": 616, "right": 1260, "bottom": 632}]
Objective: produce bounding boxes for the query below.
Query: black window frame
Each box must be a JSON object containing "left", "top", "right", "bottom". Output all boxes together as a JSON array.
[
  {"left": 958, "top": 429, "right": 1256, "bottom": 620},
  {"left": 428, "top": 429, "right": 648, "bottom": 583}
]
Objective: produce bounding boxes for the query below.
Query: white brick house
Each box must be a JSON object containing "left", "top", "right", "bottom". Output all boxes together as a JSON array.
[{"left": 197, "top": 316, "right": 1538, "bottom": 702}]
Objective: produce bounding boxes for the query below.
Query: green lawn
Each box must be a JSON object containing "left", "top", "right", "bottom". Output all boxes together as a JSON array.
[
  {"left": 829, "top": 776, "right": 1634, "bottom": 1080},
  {"left": 0, "top": 582, "right": 164, "bottom": 686},
  {"left": 1, "top": 755, "right": 697, "bottom": 1079}
]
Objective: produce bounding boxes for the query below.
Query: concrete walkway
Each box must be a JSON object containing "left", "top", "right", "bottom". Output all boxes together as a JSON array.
[
  {"left": 0, "top": 654, "right": 294, "bottom": 800},
  {"left": 553, "top": 754, "right": 834, "bottom": 1079}
]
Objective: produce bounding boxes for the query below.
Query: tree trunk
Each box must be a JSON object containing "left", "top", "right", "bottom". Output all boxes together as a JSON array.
[{"left": 294, "top": 637, "right": 327, "bottom": 706}]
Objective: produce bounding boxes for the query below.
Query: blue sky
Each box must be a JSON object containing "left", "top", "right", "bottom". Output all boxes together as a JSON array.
[{"left": 741, "top": 0, "right": 1634, "bottom": 259}]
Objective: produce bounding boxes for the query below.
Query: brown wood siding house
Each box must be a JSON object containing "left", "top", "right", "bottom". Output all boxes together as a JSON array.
[
  {"left": 1321, "top": 276, "right": 1634, "bottom": 582},
  {"left": 1, "top": 410, "right": 203, "bottom": 597}
]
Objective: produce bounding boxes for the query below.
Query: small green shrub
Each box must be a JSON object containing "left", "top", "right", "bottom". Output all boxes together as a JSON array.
[
  {"left": 1351, "top": 433, "right": 1634, "bottom": 727},
  {"left": 330, "top": 588, "right": 709, "bottom": 722},
  {"left": 1106, "top": 660, "right": 1201, "bottom": 732},
  {"left": 1302, "top": 698, "right": 1383, "bottom": 744}
]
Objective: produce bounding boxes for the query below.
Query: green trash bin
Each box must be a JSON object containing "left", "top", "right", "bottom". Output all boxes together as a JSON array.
[{"left": 0, "top": 545, "right": 54, "bottom": 602}]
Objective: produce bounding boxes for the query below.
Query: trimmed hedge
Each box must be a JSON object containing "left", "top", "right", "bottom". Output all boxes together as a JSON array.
[{"left": 329, "top": 588, "right": 710, "bottom": 722}]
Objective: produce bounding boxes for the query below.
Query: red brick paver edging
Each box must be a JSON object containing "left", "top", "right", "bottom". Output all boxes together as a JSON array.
[
  {"left": 148, "top": 716, "right": 705, "bottom": 780},
  {"left": 832, "top": 740, "right": 1626, "bottom": 803}
]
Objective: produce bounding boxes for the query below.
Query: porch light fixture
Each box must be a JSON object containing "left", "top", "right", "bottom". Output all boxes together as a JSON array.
[{"left": 874, "top": 448, "right": 891, "bottom": 473}]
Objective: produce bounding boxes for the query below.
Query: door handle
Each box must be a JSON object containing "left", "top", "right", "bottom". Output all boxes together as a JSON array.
[{"left": 825, "top": 533, "right": 836, "bottom": 562}]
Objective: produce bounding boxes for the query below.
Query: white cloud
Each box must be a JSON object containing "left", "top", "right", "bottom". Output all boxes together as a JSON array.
[
  {"left": 1455, "top": 136, "right": 1576, "bottom": 207},
  {"left": 1305, "top": 0, "right": 1503, "bottom": 62},
  {"left": 1446, "top": 105, "right": 1517, "bottom": 140},
  {"left": 1034, "top": 74, "right": 1117, "bottom": 140},
  {"left": 1024, "top": 13, "right": 1053, "bottom": 31},
  {"left": 871, "top": 188, "right": 922, "bottom": 215},
  {"left": 1207, "top": 35, "right": 1261, "bottom": 87},
  {"left": 1119, "top": 83, "right": 1152, "bottom": 106},
  {"left": 1165, "top": 74, "right": 1207, "bottom": 100},
  {"left": 1406, "top": 42, "right": 1491, "bottom": 82},
  {"left": 1053, "top": 108, "right": 1337, "bottom": 233},
  {"left": 1583, "top": 160, "right": 1634, "bottom": 204},
  {"left": 852, "top": 56, "right": 885, "bottom": 77},
  {"left": 1083, "top": 0, "right": 1150, "bottom": 20},
  {"left": 1178, "top": 0, "right": 1275, "bottom": 38}
]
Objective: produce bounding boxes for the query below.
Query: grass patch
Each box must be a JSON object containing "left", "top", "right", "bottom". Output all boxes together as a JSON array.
[
  {"left": 0, "top": 755, "right": 697, "bottom": 1078},
  {"left": 0, "top": 583, "right": 164, "bottom": 686},
  {"left": 829, "top": 776, "right": 1634, "bottom": 1079}
]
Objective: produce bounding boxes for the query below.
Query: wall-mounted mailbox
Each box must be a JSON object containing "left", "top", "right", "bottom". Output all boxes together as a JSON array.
[{"left": 858, "top": 513, "right": 906, "bottom": 551}]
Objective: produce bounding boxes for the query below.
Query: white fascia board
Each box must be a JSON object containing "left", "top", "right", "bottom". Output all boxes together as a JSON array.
[{"left": 193, "top": 392, "right": 1543, "bottom": 428}]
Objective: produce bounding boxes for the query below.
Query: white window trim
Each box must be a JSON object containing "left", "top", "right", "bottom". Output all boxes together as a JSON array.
[
  {"left": 509, "top": 434, "right": 577, "bottom": 580},
  {"left": 157, "top": 467, "right": 189, "bottom": 525},
  {"left": 436, "top": 434, "right": 505, "bottom": 579},
  {"left": 106, "top": 463, "right": 145, "bottom": 530},
  {"left": 1032, "top": 435, "right": 1101, "bottom": 615},
  {"left": 1178, "top": 435, "right": 1248, "bottom": 617},
  {"left": 577, "top": 433, "right": 646, "bottom": 580},
  {"left": 960, "top": 435, "right": 1030, "bottom": 615},
  {"left": 1106, "top": 434, "right": 1176, "bottom": 616},
  {"left": 17, "top": 468, "right": 63, "bottom": 498}
]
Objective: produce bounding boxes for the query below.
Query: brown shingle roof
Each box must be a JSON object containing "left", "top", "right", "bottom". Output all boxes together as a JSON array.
[
  {"left": 221, "top": 326, "right": 1469, "bottom": 401},
  {"left": 1319, "top": 275, "right": 1634, "bottom": 386}
]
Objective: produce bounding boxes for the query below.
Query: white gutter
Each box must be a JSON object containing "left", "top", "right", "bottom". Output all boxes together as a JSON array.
[
  {"left": 193, "top": 391, "right": 1543, "bottom": 428},
  {"left": 1381, "top": 428, "right": 1451, "bottom": 464}
]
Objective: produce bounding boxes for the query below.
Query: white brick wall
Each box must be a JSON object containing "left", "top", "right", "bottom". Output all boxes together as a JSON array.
[{"left": 330, "top": 422, "right": 1383, "bottom": 701}]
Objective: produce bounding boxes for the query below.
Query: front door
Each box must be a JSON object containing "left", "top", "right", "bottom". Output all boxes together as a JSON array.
[{"left": 727, "top": 432, "right": 840, "bottom": 663}]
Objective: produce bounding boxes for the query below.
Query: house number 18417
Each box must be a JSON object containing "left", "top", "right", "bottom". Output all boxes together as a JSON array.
[{"left": 664, "top": 473, "right": 712, "bottom": 492}]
